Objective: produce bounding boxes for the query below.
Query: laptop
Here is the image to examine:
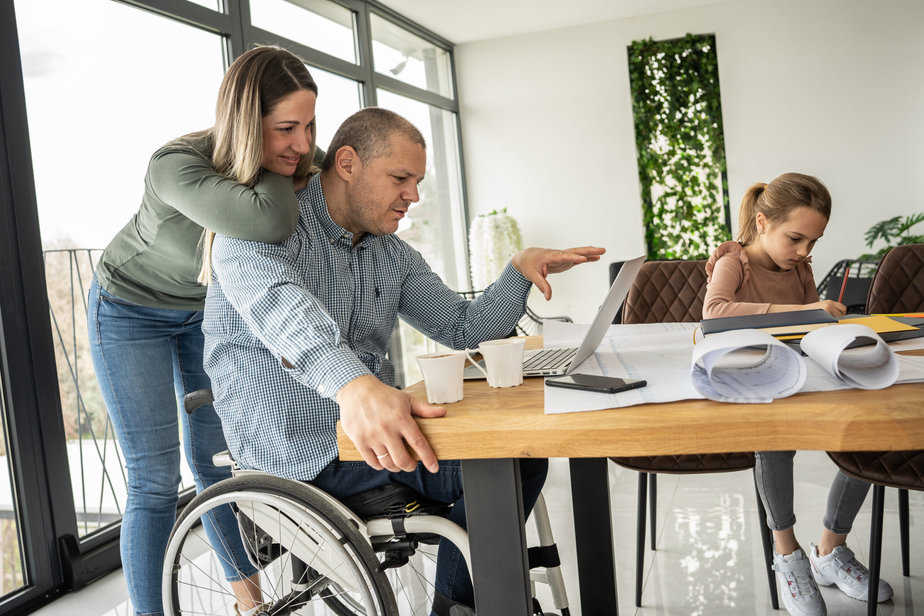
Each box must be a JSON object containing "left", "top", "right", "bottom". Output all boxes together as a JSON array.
[{"left": 464, "top": 254, "right": 646, "bottom": 379}]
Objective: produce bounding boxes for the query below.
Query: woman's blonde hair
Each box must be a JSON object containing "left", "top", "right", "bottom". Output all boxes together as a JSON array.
[
  {"left": 736, "top": 172, "right": 832, "bottom": 245},
  {"left": 197, "top": 45, "right": 318, "bottom": 284}
]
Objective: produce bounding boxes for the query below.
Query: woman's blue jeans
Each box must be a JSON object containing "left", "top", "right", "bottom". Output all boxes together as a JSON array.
[{"left": 87, "top": 279, "right": 256, "bottom": 615}]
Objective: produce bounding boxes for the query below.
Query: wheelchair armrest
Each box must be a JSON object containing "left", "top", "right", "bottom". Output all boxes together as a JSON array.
[
  {"left": 212, "top": 450, "right": 234, "bottom": 467},
  {"left": 184, "top": 388, "right": 213, "bottom": 414}
]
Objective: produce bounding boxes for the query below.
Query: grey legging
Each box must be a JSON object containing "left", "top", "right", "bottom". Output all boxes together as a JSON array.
[{"left": 754, "top": 451, "right": 870, "bottom": 535}]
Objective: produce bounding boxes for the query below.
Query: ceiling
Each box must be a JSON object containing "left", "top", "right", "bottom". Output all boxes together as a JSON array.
[{"left": 377, "top": 0, "right": 730, "bottom": 44}]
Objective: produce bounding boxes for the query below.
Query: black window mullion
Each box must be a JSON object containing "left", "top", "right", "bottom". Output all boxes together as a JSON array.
[
  {"left": 226, "top": 0, "right": 248, "bottom": 59},
  {"left": 371, "top": 72, "right": 458, "bottom": 112},
  {"left": 0, "top": 2, "right": 72, "bottom": 612},
  {"left": 114, "top": 0, "right": 233, "bottom": 34},
  {"left": 354, "top": 1, "right": 377, "bottom": 106}
]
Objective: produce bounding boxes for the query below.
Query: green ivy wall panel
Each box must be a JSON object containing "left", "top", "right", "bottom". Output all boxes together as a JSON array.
[{"left": 628, "top": 33, "right": 731, "bottom": 260}]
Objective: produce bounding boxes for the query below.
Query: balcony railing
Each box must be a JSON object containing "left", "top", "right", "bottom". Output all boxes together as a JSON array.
[{"left": 40, "top": 248, "right": 195, "bottom": 541}]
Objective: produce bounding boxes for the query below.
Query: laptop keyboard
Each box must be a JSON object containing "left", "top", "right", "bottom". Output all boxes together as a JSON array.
[{"left": 523, "top": 347, "right": 577, "bottom": 371}]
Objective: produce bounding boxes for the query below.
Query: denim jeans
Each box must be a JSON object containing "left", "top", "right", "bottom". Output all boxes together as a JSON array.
[
  {"left": 311, "top": 457, "right": 549, "bottom": 611},
  {"left": 754, "top": 451, "right": 871, "bottom": 535},
  {"left": 87, "top": 279, "right": 256, "bottom": 615}
]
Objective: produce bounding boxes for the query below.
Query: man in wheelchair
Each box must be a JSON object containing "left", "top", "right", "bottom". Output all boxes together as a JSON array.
[{"left": 200, "top": 107, "right": 602, "bottom": 615}]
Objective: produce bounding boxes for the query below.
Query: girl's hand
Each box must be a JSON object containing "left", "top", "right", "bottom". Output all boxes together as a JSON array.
[{"left": 810, "top": 299, "right": 847, "bottom": 318}]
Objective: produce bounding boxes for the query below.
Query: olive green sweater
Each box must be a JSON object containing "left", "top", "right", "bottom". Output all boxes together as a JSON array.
[{"left": 96, "top": 133, "right": 319, "bottom": 310}]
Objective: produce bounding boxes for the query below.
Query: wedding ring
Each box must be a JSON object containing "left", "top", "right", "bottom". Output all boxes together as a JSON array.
[{"left": 376, "top": 452, "right": 390, "bottom": 459}]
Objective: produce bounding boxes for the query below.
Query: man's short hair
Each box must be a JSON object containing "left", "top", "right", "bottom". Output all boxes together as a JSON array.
[{"left": 321, "top": 107, "right": 426, "bottom": 171}]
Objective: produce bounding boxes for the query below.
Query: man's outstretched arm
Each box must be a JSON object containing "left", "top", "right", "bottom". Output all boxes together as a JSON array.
[{"left": 398, "top": 244, "right": 606, "bottom": 350}]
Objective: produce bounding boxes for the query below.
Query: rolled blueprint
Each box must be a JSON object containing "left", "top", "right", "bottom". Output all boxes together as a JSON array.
[
  {"left": 800, "top": 323, "right": 898, "bottom": 389},
  {"left": 691, "top": 329, "right": 806, "bottom": 403}
]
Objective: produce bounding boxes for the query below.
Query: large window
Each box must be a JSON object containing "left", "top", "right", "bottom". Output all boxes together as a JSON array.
[
  {"left": 14, "top": 0, "right": 224, "bottom": 545},
  {"left": 2, "top": 1, "right": 467, "bottom": 609}
]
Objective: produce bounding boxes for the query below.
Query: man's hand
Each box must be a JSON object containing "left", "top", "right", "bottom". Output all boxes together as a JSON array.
[
  {"left": 336, "top": 374, "right": 445, "bottom": 473},
  {"left": 512, "top": 246, "right": 606, "bottom": 300}
]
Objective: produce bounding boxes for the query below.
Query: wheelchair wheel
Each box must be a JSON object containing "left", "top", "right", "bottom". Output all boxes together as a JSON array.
[{"left": 163, "top": 474, "right": 397, "bottom": 616}]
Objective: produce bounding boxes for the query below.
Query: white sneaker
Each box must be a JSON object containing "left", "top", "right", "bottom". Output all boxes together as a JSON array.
[
  {"left": 810, "top": 543, "right": 894, "bottom": 603},
  {"left": 774, "top": 548, "right": 827, "bottom": 616}
]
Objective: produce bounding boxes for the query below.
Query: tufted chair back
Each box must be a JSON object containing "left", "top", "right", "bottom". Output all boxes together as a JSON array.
[
  {"left": 621, "top": 259, "right": 708, "bottom": 324},
  {"left": 865, "top": 243, "right": 924, "bottom": 314}
]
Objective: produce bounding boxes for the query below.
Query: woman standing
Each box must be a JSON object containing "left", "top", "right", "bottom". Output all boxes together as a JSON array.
[{"left": 88, "top": 46, "right": 319, "bottom": 616}]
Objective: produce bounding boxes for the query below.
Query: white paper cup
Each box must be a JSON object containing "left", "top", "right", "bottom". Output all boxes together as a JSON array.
[
  {"left": 417, "top": 352, "right": 484, "bottom": 403},
  {"left": 476, "top": 338, "right": 526, "bottom": 388}
]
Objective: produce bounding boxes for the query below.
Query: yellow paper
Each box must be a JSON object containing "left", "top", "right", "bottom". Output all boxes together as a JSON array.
[{"left": 772, "top": 315, "right": 916, "bottom": 341}]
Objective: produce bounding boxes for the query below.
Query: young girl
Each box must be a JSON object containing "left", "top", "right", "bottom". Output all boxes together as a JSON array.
[
  {"left": 704, "top": 173, "right": 893, "bottom": 616},
  {"left": 88, "top": 46, "right": 319, "bottom": 616}
]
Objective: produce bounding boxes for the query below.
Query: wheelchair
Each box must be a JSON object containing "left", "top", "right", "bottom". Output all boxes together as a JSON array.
[{"left": 162, "top": 389, "right": 570, "bottom": 616}]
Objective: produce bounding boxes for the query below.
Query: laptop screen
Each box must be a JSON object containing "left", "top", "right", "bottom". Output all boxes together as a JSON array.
[{"left": 566, "top": 254, "right": 646, "bottom": 374}]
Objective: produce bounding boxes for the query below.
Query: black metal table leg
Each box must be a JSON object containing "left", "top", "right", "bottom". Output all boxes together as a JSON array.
[
  {"left": 462, "top": 458, "right": 531, "bottom": 616},
  {"left": 570, "top": 457, "right": 619, "bottom": 615}
]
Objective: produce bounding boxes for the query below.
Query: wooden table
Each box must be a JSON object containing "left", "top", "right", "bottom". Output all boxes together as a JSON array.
[{"left": 337, "top": 339, "right": 924, "bottom": 615}]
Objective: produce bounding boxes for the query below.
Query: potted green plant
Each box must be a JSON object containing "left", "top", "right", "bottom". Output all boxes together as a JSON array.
[
  {"left": 859, "top": 213, "right": 924, "bottom": 260},
  {"left": 818, "top": 212, "right": 924, "bottom": 310}
]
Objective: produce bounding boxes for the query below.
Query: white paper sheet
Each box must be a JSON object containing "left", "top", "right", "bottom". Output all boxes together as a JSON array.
[
  {"left": 886, "top": 337, "right": 924, "bottom": 352},
  {"left": 800, "top": 324, "right": 898, "bottom": 389},
  {"left": 690, "top": 329, "right": 806, "bottom": 403},
  {"left": 897, "top": 354, "right": 924, "bottom": 383},
  {"left": 543, "top": 322, "right": 702, "bottom": 414}
]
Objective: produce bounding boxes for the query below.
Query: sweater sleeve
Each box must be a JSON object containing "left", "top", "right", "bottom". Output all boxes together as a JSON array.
[
  {"left": 702, "top": 255, "right": 772, "bottom": 318},
  {"left": 147, "top": 150, "right": 299, "bottom": 244}
]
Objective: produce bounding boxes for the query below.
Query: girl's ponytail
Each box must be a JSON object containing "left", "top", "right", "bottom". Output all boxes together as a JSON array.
[{"left": 736, "top": 182, "right": 768, "bottom": 245}]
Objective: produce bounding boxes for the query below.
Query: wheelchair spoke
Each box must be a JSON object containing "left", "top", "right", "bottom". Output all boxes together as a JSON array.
[
  {"left": 405, "top": 557, "right": 437, "bottom": 608},
  {"left": 174, "top": 576, "right": 238, "bottom": 600},
  {"left": 178, "top": 552, "right": 238, "bottom": 597}
]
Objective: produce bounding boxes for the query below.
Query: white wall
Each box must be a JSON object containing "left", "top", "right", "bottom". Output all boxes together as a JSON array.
[{"left": 456, "top": 0, "right": 924, "bottom": 322}]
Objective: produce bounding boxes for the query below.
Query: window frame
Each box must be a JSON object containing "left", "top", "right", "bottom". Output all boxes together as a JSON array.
[{"left": 0, "top": 1, "right": 469, "bottom": 613}]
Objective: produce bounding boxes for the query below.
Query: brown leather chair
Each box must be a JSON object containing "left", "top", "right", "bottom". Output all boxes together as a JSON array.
[
  {"left": 608, "top": 259, "right": 779, "bottom": 609},
  {"left": 826, "top": 243, "right": 924, "bottom": 616}
]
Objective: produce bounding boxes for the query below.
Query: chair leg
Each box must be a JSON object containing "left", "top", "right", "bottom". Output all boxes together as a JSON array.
[
  {"left": 869, "top": 484, "right": 885, "bottom": 616},
  {"left": 636, "top": 473, "right": 648, "bottom": 607},
  {"left": 899, "top": 488, "right": 910, "bottom": 577},
  {"left": 650, "top": 473, "right": 658, "bottom": 551},
  {"left": 753, "top": 469, "right": 779, "bottom": 610}
]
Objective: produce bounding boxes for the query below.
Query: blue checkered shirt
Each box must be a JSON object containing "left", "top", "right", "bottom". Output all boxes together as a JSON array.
[{"left": 202, "top": 173, "right": 532, "bottom": 481}]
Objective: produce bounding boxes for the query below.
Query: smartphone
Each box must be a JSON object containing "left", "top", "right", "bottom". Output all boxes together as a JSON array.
[{"left": 545, "top": 373, "right": 647, "bottom": 394}]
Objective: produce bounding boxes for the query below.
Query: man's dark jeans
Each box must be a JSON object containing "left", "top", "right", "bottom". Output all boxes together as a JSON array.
[{"left": 311, "top": 458, "right": 549, "bottom": 609}]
